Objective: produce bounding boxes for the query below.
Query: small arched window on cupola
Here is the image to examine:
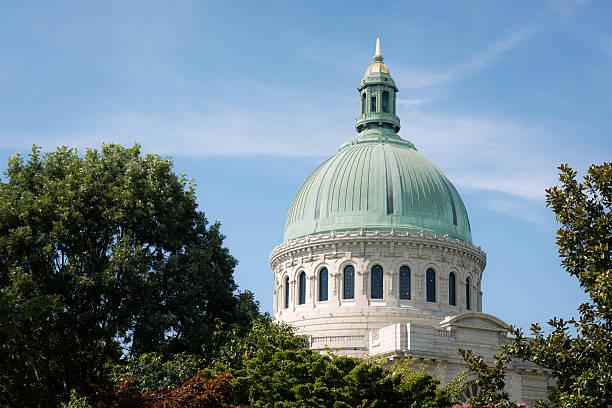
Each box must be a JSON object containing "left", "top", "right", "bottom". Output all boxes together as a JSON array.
[
  {"left": 466, "top": 277, "right": 471, "bottom": 310},
  {"left": 426, "top": 268, "right": 436, "bottom": 302},
  {"left": 370, "top": 94, "right": 377, "bottom": 113},
  {"left": 319, "top": 268, "right": 328, "bottom": 302},
  {"left": 284, "top": 276, "right": 289, "bottom": 309},
  {"left": 371, "top": 265, "right": 383, "bottom": 299},
  {"left": 399, "top": 265, "right": 410, "bottom": 300},
  {"left": 382, "top": 91, "right": 389, "bottom": 113},
  {"left": 449, "top": 272, "right": 456, "bottom": 306},
  {"left": 343, "top": 265, "right": 355, "bottom": 299},
  {"left": 298, "top": 272, "right": 306, "bottom": 305}
]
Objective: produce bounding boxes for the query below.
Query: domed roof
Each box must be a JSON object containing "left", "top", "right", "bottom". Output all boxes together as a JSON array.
[
  {"left": 282, "top": 39, "right": 472, "bottom": 244},
  {"left": 365, "top": 61, "right": 389, "bottom": 75},
  {"left": 283, "top": 137, "right": 472, "bottom": 243}
]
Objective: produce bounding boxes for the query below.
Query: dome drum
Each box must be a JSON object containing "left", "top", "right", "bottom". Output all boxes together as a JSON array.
[{"left": 270, "top": 230, "right": 486, "bottom": 357}]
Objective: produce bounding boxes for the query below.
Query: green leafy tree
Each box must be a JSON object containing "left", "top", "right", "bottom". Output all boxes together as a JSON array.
[
  {"left": 462, "top": 162, "right": 612, "bottom": 407},
  {"left": 0, "top": 144, "right": 256, "bottom": 407},
  {"left": 107, "top": 352, "right": 204, "bottom": 394},
  {"left": 458, "top": 349, "right": 525, "bottom": 408},
  {"left": 78, "top": 372, "right": 245, "bottom": 408},
  {"left": 216, "top": 320, "right": 459, "bottom": 408},
  {"left": 60, "top": 390, "right": 94, "bottom": 408}
]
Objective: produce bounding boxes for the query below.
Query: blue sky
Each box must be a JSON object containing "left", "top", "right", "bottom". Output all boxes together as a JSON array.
[{"left": 1, "top": 0, "right": 611, "bottom": 331}]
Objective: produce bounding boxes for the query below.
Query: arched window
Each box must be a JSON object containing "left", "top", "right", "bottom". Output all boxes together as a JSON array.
[
  {"left": 382, "top": 91, "right": 389, "bottom": 113},
  {"left": 449, "top": 272, "right": 456, "bottom": 306},
  {"left": 298, "top": 272, "right": 306, "bottom": 305},
  {"left": 371, "top": 95, "right": 377, "bottom": 113},
  {"left": 284, "top": 276, "right": 289, "bottom": 309},
  {"left": 319, "top": 268, "right": 328, "bottom": 302},
  {"left": 399, "top": 265, "right": 411, "bottom": 300},
  {"left": 466, "top": 277, "right": 471, "bottom": 310},
  {"left": 426, "top": 268, "right": 436, "bottom": 302},
  {"left": 343, "top": 265, "right": 355, "bottom": 299},
  {"left": 371, "top": 265, "right": 383, "bottom": 299}
]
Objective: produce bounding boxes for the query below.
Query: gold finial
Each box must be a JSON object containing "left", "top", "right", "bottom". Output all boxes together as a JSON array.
[{"left": 375, "top": 38, "right": 381, "bottom": 56}]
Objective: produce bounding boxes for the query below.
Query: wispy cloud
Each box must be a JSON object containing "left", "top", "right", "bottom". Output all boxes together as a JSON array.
[
  {"left": 398, "top": 111, "right": 562, "bottom": 202},
  {"left": 2, "top": 103, "right": 564, "bottom": 203},
  {"left": 484, "top": 198, "right": 548, "bottom": 225},
  {"left": 396, "top": 98, "right": 429, "bottom": 107},
  {"left": 392, "top": 26, "right": 538, "bottom": 89}
]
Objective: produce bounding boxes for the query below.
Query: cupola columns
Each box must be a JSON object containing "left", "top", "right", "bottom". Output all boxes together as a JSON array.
[{"left": 355, "top": 39, "right": 401, "bottom": 135}]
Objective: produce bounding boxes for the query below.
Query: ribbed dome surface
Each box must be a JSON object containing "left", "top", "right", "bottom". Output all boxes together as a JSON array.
[{"left": 284, "top": 140, "right": 472, "bottom": 243}]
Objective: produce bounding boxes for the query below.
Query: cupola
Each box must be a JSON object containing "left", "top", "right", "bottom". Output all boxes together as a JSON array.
[{"left": 355, "top": 38, "right": 401, "bottom": 135}]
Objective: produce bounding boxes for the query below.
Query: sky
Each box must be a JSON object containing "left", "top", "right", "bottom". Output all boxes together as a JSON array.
[{"left": 1, "top": 0, "right": 611, "bottom": 331}]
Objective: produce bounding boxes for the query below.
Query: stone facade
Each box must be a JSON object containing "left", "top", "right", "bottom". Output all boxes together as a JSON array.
[{"left": 270, "top": 229, "right": 552, "bottom": 405}]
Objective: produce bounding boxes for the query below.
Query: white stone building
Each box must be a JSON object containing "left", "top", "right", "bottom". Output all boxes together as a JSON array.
[{"left": 270, "top": 39, "right": 551, "bottom": 406}]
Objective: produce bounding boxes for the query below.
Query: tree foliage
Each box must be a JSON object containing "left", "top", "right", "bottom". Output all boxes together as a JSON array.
[
  {"left": 106, "top": 352, "right": 205, "bottom": 394},
  {"left": 59, "top": 319, "right": 463, "bottom": 407},
  {"left": 458, "top": 349, "right": 525, "bottom": 408},
  {"left": 76, "top": 372, "right": 245, "bottom": 408},
  {"left": 0, "top": 144, "right": 255, "bottom": 407},
  {"left": 212, "top": 320, "right": 460, "bottom": 408},
  {"left": 463, "top": 162, "right": 612, "bottom": 407}
]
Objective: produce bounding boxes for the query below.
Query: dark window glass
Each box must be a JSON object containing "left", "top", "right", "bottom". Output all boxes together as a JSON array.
[
  {"left": 399, "top": 266, "right": 411, "bottom": 300},
  {"left": 284, "top": 276, "right": 289, "bottom": 309},
  {"left": 382, "top": 91, "right": 389, "bottom": 112},
  {"left": 449, "top": 272, "right": 456, "bottom": 306},
  {"left": 466, "top": 277, "right": 471, "bottom": 310},
  {"left": 298, "top": 272, "right": 306, "bottom": 305},
  {"left": 371, "top": 265, "right": 383, "bottom": 299},
  {"left": 319, "top": 268, "right": 328, "bottom": 302},
  {"left": 371, "top": 95, "right": 377, "bottom": 113},
  {"left": 343, "top": 265, "right": 355, "bottom": 299},
  {"left": 426, "top": 268, "right": 436, "bottom": 302}
]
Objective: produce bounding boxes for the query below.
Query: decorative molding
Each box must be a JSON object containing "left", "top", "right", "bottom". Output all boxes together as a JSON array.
[
  {"left": 270, "top": 230, "right": 486, "bottom": 270},
  {"left": 311, "top": 335, "right": 365, "bottom": 345}
]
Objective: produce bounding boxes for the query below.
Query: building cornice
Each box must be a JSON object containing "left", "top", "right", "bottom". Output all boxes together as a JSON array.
[{"left": 270, "top": 229, "right": 486, "bottom": 271}]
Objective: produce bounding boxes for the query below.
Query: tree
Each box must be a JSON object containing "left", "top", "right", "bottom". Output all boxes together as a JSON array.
[
  {"left": 463, "top": 162, "right": 612, "bottom": 407},
  {"left": 0, "top": 144, "right": 256, "bottom": 407},
  {"left": 72, "top": 372, "right": 246, "bottom": 408},
  {"left": 212, "top": 319, "right": 461, "bottom": 408},
  {"left": 106, "top": 352, "right": 204, "bottom": 394},
  {"left": 457, "top": 349, "right": 525, "bottom": 408}
]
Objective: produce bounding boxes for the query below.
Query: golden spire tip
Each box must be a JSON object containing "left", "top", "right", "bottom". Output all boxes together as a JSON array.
[{"left": 375, "top": 38, "right": 381, "bottom": 57}]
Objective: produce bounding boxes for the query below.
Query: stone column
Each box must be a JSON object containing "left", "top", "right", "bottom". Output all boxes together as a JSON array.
[
  {"left": 507, "top": 370, "right": 523, "bottom": 403},
  {"left": 331, "top": 270, "right": 341, "bottom": 306},
  {"left": 388, "top": 270, "right": 398, "bottom": 303},
  {"left": 415, "top": 271, "right": 424, "bottom": 300},
  {"left": 290, "top": 278, "right": 296, "bottom": 311},
  {"left": 440, "top": 274, "right": 448, "bottom": 304},
  {"left": 307, "top": 275, "right": 316, "bottom": 309},
  {"left": 357, "top": 268, "right": 368, "bottom": 307}
]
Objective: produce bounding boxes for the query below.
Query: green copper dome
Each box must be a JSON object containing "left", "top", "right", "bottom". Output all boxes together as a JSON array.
[{"left": 283, "top": 39, "right": 472, "bottom": 244}]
